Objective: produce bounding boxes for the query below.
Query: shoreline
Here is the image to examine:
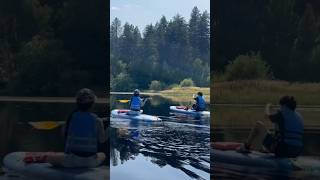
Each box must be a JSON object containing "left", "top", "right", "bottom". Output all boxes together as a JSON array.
[
  {"left": 213, "top": 80, "right": 320, "bottom": 105},
  {"left": 0, "top": 96, "right": 108, "bottom": 103}
]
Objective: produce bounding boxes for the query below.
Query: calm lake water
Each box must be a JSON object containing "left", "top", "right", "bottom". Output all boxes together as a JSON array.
[
  {"left": 0, "top": 101, "right": 108, "bottom": 178},
  {"left": 3, "top": 97, "right": 319, "bottom": 179},
  {"left": 212, "top": 105, "right": 320, "bottom": 180},
  {"left": 110, "top": 94, "right": 210, "bottom": 180}
]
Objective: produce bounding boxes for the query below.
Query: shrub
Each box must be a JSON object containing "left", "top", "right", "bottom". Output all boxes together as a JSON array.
[
  {"left": 149, "top": 80, "right": 164, "bottom": 91},
  {"left": 111, "top": 73, "right": 137, "bottom": 91},
  {"left": 179, "top": 78, "right": 194, "bottom": 87},
  {"left": 191, "top": 58, "right": 210, "bottom": 87},
  {"left": 224, "top": 53, "right": 269, "bottom": 81},
  {"left": 168, "top": 83, "right": 179, "bottom": 89}
]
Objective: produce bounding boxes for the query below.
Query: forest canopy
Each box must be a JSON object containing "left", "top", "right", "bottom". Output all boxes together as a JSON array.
[
  {"left": 214, "top": 0, "right": 320, "bottom": 82},
  {"left": 110, "top": 7, "right": 210, "bottom": 91},
  {"left": 0, "top": 0, "right": 107, "bottom": 96}
]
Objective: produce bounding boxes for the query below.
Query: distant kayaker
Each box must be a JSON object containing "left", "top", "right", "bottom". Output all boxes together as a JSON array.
[
  {"left": 129, "top": 89, "right": 147, "bottom": 112},
  {"left": 24, "top": 88, "right": 106, "bottom": 167},
  {"left": 237, "top": 96, "right": 304, "bottom": 158},
  {"left": 192, "top": 92, "right": 206, "bottom": 111}
]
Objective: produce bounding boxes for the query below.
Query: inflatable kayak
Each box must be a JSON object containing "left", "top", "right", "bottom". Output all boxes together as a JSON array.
[
  {"left": 212, "top": 142, "right": 320, "bottom": 174},
  {"left": 170, "top": 106, "right": 210, "bottom": 117},
  {"left": 111, "top": 109, "right": 161, "bottom": 121},
  {"left": 3, "top": 152, "right": 108, "bottom": 180}
]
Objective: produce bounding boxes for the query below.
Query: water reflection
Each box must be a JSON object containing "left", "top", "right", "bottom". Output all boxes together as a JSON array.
[
  {"left": 110, "top": 95, "right": 210, "bottom": 180},
  {"left": 212, "top": 105, "right": 320, "bottom": 180},
  {"left": 110, "top": 124, "right": 210, "bottom": 180}
]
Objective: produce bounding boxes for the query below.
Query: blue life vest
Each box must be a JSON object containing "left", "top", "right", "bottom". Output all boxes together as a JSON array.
[
  {"left": 130, "top": 96, "right": 142, "bottom": 111},
  {"left": 196, "top": 96, "right": 206, "bottom": 110},
  {"left": 65, "top": 112, "right": 98, "bottom": 155},
  {"left": 280, "top": 107, "right": 304, "bottom": 147}
]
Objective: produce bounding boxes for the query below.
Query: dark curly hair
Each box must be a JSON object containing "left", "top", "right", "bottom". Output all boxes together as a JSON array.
[{"left": 279, "top": 96, "right": 296, "bottom": 110}]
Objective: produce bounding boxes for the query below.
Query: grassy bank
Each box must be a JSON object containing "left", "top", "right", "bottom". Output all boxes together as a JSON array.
[
  {"left": 213, "top": 80, "right": 320, "bottom": 105},
  {"left": 159, "top": 87, "right": 210, "bottom": 103},
  {"left": 212, "top": 106, "right": 320, "bottom": 129}
]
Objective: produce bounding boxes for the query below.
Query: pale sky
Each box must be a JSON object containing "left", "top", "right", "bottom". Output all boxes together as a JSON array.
[{"left": 111, "top": 0, "right": 210, "bottom": 32}]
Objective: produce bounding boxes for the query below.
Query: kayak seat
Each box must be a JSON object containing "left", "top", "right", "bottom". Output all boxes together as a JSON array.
[
  {"left": 212, "top": 142, "right": 242, "bottom": 151},
  {"left": 118, "top": 110, "right": 130, "bottom": 114},
  {"left": 176, "top": 106, "right": 187, "bottom": 109}
]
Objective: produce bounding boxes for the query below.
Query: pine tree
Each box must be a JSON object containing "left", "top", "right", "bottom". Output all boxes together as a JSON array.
[
  {"left": 110, "top": 18, "right": 122, "bottom": 56},
  {"left": 189, "top": 7, "right": 201, "bottom": 59}
]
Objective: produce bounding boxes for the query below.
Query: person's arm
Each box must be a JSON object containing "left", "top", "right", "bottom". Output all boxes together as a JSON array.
[
  {"left": 265, "top": 104, "right": 281, "bottom": 123},
  {"left": 129, "top": 97, "right": 132, "bottom": 107},
  {"left": 97, "top": 118, "right": 106, "bottom": 143},
  {"left": 194, "top": 96, "right": 199, "bottom": 103},
  {"left": 141, "top": 97, "right": 148, "bottom": 107},
  {"left": 265, "top": 103, "right": 272, "bottom": 116},
  {"left": 63, "top": 110, "right": 76, "bottom": 143}
]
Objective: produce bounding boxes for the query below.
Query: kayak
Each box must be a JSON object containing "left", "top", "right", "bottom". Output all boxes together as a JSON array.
[
  {"left": 212, "top": 142, "right": 320, "bottom": 175},
  {"left": 111, "top": 109, "right": 161, "bottom": 121},
  {"left": 3, "top": 152, "right": 108, "bottom": 180},
  {"left": 170, "top": 106, "right": 210, "bottom": 117}
]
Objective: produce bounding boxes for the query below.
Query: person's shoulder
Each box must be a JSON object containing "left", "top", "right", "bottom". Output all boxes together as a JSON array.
[
  {"left": 273, "top": 110, "right": 283, "bottom": 118},
  {"left": 296, "top": 111, "right": 304, "bottom": 120},
  {"left": 71, "top": 111, "right": 80, "bottom": 117},
  {"left": 89, "top": 112, "right": 98, "bottom": 118},
  {"left": 268, "top": 109, "right": 282, "bottom": 122},
  {"left": 275, "top": 109, "right": 282, "bottom": 115}
]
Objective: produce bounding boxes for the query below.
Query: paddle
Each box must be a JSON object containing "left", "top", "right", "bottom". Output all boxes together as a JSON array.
[
  {"left": 118, "top": 100, "right": 130, "bottom": 103},
  {"left": 30, "top": 97, "right": 151, "bottom": 130},
  {"left": 29, "top": 117, "right": 109, "bottom": 130},
  {"left": 29, "top": 121, "right": 65, "bottom": 130},
  {"left": 118, "top": 97, "right": 151, "bottom": 103}
]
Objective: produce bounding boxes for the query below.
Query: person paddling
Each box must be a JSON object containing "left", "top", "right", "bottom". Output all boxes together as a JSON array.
[
  {"left": 24, "top": 88, "right": 106, "bottom": 168},
  {"left": 237, "top": 96, "right": 304, "bottom": 158},
  {"left": 191, "top": 92, "right": 206, "bottom": 111},
  {"left": 129, "top": 89, "right": 148, "bottom": 112}
]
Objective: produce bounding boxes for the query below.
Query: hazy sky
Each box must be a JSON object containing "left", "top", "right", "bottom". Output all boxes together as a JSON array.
[{"left": 111, "top": 0, "right": 210, "bottom": 32}]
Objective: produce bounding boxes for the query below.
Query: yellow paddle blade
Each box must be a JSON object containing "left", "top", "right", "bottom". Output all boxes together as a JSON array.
[
  {"left": 118, "top": 100, "right": 130, "bottom": 103},
  {"left": 29, "top": 121, "right": 61, "bottom": 130}
]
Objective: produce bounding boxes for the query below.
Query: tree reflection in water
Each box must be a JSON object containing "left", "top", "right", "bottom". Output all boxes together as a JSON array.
[{"left": 110, "top": 124, "right": 210, "bottom": 179}]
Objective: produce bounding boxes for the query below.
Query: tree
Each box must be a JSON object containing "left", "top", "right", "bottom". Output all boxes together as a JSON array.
[
  {"left": 119, "top": 23, "right": 140, "bottom": 64},
  {"left": 198, "top": 11, "right": 210, "bottom": 62},
  {"left": 180, "top": 78, "right": 194, "bottom": 87},
  {"left": 109, "top": 7, "right": 210, "bottom": 91},
  {"left": 111, "top": 72, "right": 137, "bottom": 91},
  {"left": 192, "top": 58, "right": 210, "bottom": 87},
  {"left": 290, "top": 3, "right": 318, "bottom": 81},
  {"left": 189, "top": 7, "right": 201, "bottom": 59},
  {"left": 224, "top": 54, "right": 269, "bottom": 81},
  {"left": 110, "top": 18, "right": 122, "bottom": 56},
  {"left": 149, "top": 80, "right": 164, "bottom": 91}
]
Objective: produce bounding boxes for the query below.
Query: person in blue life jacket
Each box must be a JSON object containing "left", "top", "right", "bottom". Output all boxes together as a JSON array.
[
  {"left": 191, "top": 92, "right": 206, "bottom": 111},
  {"left": 237, "top": 96, "right": 304, "bottom": 158},
  {"left": 24, "top": 88, "right": 107, "bottom": 167},
  {"left": 129, "top": 89, "right": 148, "bottom": 111}
]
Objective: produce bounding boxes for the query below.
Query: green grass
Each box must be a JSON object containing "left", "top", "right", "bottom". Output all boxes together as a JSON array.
[
  {"left": 212, "top": 106, "right": 320, "bottom": 129},
  {"left": 212, "top": 80, "right": 320, "bottom": 105},
  {"left": 159, "top": 87, "right": 210, "bottom": 103}
]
